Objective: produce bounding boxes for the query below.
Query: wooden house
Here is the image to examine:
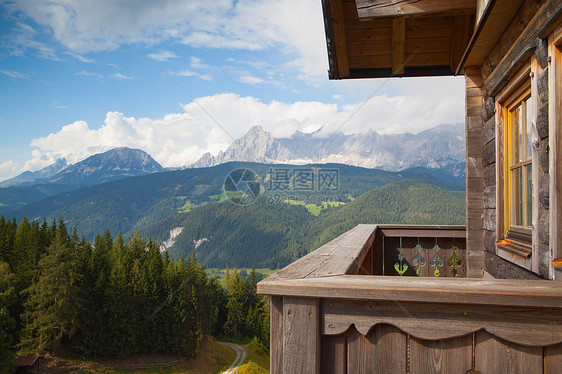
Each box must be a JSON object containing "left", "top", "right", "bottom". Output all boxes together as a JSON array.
[{"left": 257, "top": 0, "right": 562, "bottom": 372}]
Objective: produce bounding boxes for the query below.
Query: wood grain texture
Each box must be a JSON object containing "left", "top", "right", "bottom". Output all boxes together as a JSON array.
[
  {"left": 356, "top": 0, "right": 475, "bottom": 19},
  {"left": 321, "top": 333, "right": 347, "bottom": 374},
  {"left": 263, "top": 224, "right": 377, "bottom": 282},
  {"left": 282, "top": 296, "right": 320, "bottom": 374},
  {"left": 410, "top": 334, "right": 472, "bottom": 374},
  {"left": 475, "top": 330, "right": 543, "bottom": 373},
  {"left": 330, "top": 0, "right": 350, "bottom": 77},
  {"left": 465, "top": 66, "right": 485, "bottom": 279},
  {"left": 549, "top": 30, "right": 562, "bottom": 279},
  {"left": 347, "top": 326, "right": 372, "bottom": 373},
  {"left": 369, "top": 324, "right": 407, "bottom": 373},
  {"left": 484, "top": 0, "right": 562, "bottom": 96},
  {"left": 321, "top": 298, "right": 562, "bottom": 346},
  {"left": 392, "top": 17, "right": 405, "bottom": 75},
  {"left": 544, "top": 343, "right": 562, "bottom": 373},
  {"left": 270, "top": 296, "right": 283, "bottom": 374},
  {"left": 260, "top": 275, "right": 562, "bottom": 309}
]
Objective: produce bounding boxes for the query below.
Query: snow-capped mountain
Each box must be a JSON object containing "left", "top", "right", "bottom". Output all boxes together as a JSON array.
[{"left": 192, "top": 124, "right": 466, "bottom": 176}]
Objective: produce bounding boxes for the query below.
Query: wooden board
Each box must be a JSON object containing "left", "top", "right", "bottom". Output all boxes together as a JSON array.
[
  {"left": 356, "top": 0, "right": 475, "bottom": 19},
  {"left": 392, "top": 18, "right": 405, "bottom": 75},
  {"left": 549, "top": 28, "right": 562, "bottom": 279},
  {"left": 321, "top": 298, "right": 562, "bottom": 346},
  {"left": 484, "top": 0, "right": 562, "bottom": 96},
  {"left": 347, "top": 326, "right": 372, "bottom": 373},
  {"left": 259, "top": 275, "right": 562, "bottom": 309},
  {"left": 270, "top": 296, "right": 283, "bottom": 374},
  {"left": 475, "top": 330, "right": 543, "bottom": 373},
  {"left": 282, "top": 297, "right": 320, "bottom": 374},
  {"left": 330, "top": 0, "right": 350, "bottom": 77},
  {"left": 410, "top": 334, "right": 472, "bottom": 374},
  {"left": 544, "top": 343, "right": 562, "bottom": 373},
  {"left": 369, "top": 324, "right": 407, "bottom": 373},
  {"left": 465, "top": 66, "right": 485, "bottom": 278},
  {"left": 321, "top": 333, "right": 347, "bottom": 374}
]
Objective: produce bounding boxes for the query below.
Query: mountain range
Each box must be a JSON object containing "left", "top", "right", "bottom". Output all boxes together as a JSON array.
[
  {"left": 0, "top": 147, "right": 165, "bottom": 212},
  {"left": 0, "top": 138, "right": 467, "bottom": 269},
  {"left": 192, "top": 124, "right": 466, "bottom": 177}
]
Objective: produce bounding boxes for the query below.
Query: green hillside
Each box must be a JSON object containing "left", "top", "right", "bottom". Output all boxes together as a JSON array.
[
  {"left": 5, "top": 162, "right": 464, "bottom": 242},
  {"left": 150, "top": 179, "right": 465, "bottom": 269}
]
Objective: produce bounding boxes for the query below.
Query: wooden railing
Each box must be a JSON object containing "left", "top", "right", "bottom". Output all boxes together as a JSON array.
[{"left": 257, "top": 224, "right": 562, "bottom": 374}]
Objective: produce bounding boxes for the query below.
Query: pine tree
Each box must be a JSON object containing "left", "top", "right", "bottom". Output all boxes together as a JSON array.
[
  {"left": 18, "top": 229, "right": 83, "bottom": 355},
  {"left": 0, "top": 262, "right": 16, "bottom": 374}
]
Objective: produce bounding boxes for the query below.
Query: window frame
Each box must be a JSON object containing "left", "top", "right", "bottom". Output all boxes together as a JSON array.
[
  {"left": 503, "top": 86, "right": 533, "bottom": 239},
  {"left": 494, "top": 61, "right": 534, "bottom": 268}
]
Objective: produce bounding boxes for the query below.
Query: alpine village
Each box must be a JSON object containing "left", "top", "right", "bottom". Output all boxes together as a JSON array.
[{"left": 2, "top": 0, "right": 562, "bottom": 373}]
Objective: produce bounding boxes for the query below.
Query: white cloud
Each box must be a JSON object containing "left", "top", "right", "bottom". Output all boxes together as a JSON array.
[
  {"left": 0, "top": 70, "right": 29, "bottom": 79},
  {"left": 17, "top": 79, "right": 463, "bottom": 170},
  {"left": 239, "top": 75, "right": 264, "bottom": 85},
  {"left": 4, "top": 0, "right": 328, "bottom": 80},
  {"left": 0, "top": 160, "right": 19, "bottom": 182},
  {"left": 63, "top": 52, "right": 96, "bottom": 63},
  {"left": 112, "top": 72, "right": 134, "bottom": 80},
  {"left": 1, "top": 21, "right": 58, "bottom": 60},
  {"left": 147, "top": 50, "right": 179, "bottom": 61},
  {"left": 173, "top": 70, "right": 212, "bottom": 81},
  {"left": 74, "top": 70, "right": 104, "bottom": 79},
  {"left": 190, "top": 56, "right": 209, "bottom": 70}
]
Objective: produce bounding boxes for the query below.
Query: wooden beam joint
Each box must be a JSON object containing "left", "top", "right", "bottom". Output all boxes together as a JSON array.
[{"left": 392, "top": 18, "right": 406, "bottom": 75}]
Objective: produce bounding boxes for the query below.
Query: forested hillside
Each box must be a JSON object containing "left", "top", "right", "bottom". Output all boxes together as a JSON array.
[
  {"left": 142, "top": 179, "right": 465, "bottom": 269},
  {"left": 0, "top": 217, "right": 269, "bottom": 371},
  {"left": 3, "top": 162, "right": 463, "bottom": 242}
]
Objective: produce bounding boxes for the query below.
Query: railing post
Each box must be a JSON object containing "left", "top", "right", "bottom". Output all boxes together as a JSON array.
[
  {"left": 270, "top": 296, "right": 283, "bottom": 374},
  {"left": 283, "top": 296, "right": 320, "bottom": 374}
]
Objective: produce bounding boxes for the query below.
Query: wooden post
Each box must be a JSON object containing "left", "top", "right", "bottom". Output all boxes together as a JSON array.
[
  {"left": 392, "top": 18, "right": 405, "bottom": 75},
  {"left": 283, "top": 296, "right": 320, "bottom": 374},
  {"left": 270, "top": 296, "right": 283, "bottom": 374},
  {"left": 465, "top": 66, "right": 485, "bottom": 278},
  {"left": 549, "top": 29, "right": 562, "bottom": 279}
]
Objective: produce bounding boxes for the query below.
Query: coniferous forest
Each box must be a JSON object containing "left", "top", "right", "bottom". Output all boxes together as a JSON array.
[{"left": 0, "top": 215, "right": 269, "bottom": 373}]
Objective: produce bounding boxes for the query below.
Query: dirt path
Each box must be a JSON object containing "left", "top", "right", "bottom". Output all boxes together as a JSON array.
[{"left": 218, "top": 342, "right": 247, "bottom": 374}]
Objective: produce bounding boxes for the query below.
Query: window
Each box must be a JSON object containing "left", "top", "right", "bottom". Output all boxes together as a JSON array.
[
  {"left": 507, "top": 91, "right": 533, "bottom": 229},
  {"left": 502, "top": 85, "right": 533, "bottom": 245}
]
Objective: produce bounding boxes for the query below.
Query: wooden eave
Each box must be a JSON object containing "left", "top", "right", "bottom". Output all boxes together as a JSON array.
[
  {"left": 456, "top": 0, "right": 526, "bottom": 75},
  {"left": 321, "top": 0, "right": 475, "bottom": 79}
]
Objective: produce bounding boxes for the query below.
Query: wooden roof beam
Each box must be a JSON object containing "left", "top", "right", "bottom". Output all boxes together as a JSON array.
[
  {"left": 330, "top": 0, "right": 350, "bottom": 78},
  {"left": 392, "top": 17, "right": 405, "bottom": 75},
  {"left": 356, "top": 0, "right": 476, "bottom": 19}
]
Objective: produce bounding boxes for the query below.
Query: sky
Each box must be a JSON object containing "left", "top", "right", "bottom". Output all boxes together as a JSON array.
[{"left": 0, "top": 0, "right": 465, "bottom": 181}]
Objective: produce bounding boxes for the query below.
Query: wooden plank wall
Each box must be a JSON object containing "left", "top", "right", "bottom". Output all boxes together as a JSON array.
[
  {"left": 465, "top": 66, "right": 485, "bottom": 278},
  {"left": 341, "top": 1, "right": 459, "bottom": 71},
  {"left": 320, "top": 328, "right": 562, "bottom": 373}
]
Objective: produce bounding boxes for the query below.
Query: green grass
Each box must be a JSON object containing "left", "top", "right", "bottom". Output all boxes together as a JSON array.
[
  {"left": 284, "top": 199, "right": 345, "bottom": 216},
  {"left": 236, "top": 339, "right": 270, "bottom": 374}
]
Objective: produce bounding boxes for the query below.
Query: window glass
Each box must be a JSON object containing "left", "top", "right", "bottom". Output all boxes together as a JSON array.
[
  {"left": 525, "top": 96, "right": 533, "bottom": 160},
  {"left": 511, "top": 167, "right": 522, "bottom": 226},
  {"left": 526, "top": 164, "right": 533, "bottom": 226}
]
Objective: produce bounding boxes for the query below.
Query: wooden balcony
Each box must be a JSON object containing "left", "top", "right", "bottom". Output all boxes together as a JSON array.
[{"left": 257, "top": 224, "right": 562, "bottom": 373}]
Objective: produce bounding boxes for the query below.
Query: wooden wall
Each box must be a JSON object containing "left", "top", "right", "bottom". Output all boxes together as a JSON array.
[
  {"left": 321, "top": 327, "right": 562, "bottom": 374},
  {"left": 465, "top": 66, "right": 485, "bottom": 278}
]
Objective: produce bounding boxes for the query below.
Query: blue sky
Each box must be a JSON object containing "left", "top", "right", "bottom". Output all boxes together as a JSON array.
[{"left": 0, "top": 0, "right": 464, "bottom": 181}]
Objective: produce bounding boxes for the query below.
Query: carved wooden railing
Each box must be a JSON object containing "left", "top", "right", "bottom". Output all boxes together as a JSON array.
[{"left": 257, "top": 224, "right": 562, "bottom": 374}]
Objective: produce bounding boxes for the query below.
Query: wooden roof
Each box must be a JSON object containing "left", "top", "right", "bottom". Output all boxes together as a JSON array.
[{"left": 322, "top": 0, "right": 476, "bottom": 79}]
